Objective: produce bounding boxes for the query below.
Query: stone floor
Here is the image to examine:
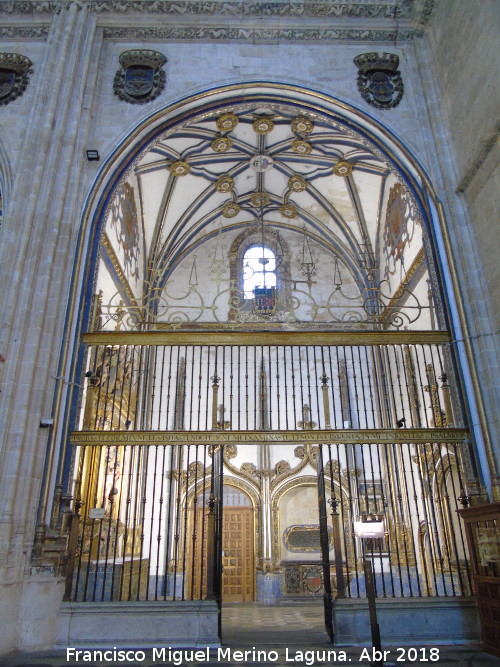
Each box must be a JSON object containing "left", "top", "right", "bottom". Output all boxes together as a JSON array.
[{"left": 2, "top": 602, "right": 500, "bottom": 667}]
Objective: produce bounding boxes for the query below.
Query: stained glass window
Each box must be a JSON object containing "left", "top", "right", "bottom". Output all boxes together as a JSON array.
[{"left": 243, "top": 246, "right": 276, "bottom": 299}]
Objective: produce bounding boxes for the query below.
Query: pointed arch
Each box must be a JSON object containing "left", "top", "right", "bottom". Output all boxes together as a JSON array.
[{"left": 51, "top": 82, "right": 492, "bottom": 520}]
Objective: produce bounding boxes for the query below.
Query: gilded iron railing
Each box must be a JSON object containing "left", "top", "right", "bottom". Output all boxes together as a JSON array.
[
  {"left": 317, "top": 440, "right": 472, "bottom": 599},
  {"left": 75, "top": 331, "right": 462, "bottom": 436},
  {"left": 65, "top": 330, "right": 474, "bottom": 603},
  {"left": 68, "top": 443, "right": 223, "bottom": 602}
]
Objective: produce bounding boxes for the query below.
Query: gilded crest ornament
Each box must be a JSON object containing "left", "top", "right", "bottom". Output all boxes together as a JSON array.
[
  {"left": 288, "top": 174, "right": 307, "bottom": 192},
  {"left": 212, "top": 136, "right": 233, "bottom": 152},
  {"left": 216, "top": 112, "right": 238, "bottom": 132},
  {"left": 291, "top": 139, "right": 312, "bottom": 154},
  {"left": 280, "top": 203, "right": 298, "bottom": 218},
  {"left": 354, "top": 52, "right": 404, "bottom": 109},
  {"left": 333, "top": 160, "right": 353, "bottom": 177},
  {"left": 250, "top": 192, "right": 270, "bottom": 208},
  {"left": 169, "top": 161, "right": 190, "bottom": 176},
  {"left": 113, "top": 50, "right": 167, "bottom": 104},
  {"left": 0, "top": 53, "right": 32, "bottom": 106},
  {"left": 252, "top": 116, "right": 274, "bottom": 134},
  {"left": 291, "top": 116, "right": 314, "bottom": 135},
  {"left": 215, "top": 175, "right": 234, "bottom": 193},
  {"left": 222, "top": 202, "right": 240, "bottom": 218}
]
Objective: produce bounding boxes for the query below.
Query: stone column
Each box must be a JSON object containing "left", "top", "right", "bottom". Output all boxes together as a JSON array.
[{"left": 0, "top": 1, "right": 102, "bottom": 651}]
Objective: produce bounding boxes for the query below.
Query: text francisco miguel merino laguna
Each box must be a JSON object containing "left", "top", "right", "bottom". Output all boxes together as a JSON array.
[{"left": 66, "top": 646, "right": 388, "bottom": 664}]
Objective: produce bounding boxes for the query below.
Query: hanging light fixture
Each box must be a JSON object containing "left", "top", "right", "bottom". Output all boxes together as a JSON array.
[
  {"left": 333, "top": 254, "right": 343, "bottom": 288},
  {"left": 299, "top": 226, "right": 316, "bottom": 286}
]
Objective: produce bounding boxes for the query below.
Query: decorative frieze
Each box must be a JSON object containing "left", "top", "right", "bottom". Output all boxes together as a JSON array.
[
  {"left": 0, "top": 26, "right": 49, "bottom": 38},
  {"left": 0, "top": 1, "right": 415, "bottom": 19},
  {"left": 0, "top": 0, "right": 436, "bottom": 43},
  {"left": 102, "top": 26, "right": 421, "bottom": 42}
]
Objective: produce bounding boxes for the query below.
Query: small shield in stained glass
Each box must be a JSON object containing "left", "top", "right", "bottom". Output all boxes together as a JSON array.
[{"left": 254, "top": 287, "right": 277, "bottom": 316}]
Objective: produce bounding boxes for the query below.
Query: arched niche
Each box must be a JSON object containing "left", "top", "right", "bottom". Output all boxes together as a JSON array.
[{"left": 51, "top": 82, "right": 491, "bottom": 519}]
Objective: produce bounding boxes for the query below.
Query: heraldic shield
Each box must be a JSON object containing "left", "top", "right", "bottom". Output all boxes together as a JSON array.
[
  {"left": 253, "top": 287, "right": 277, "bottom": 316},
  {"left": 0, "top": 53, "right": 32, "bottom": 106},
  {"left": 0, "top": 70, "right": 15, "bottom": 99},
  {"left": 354, "top": 52, "right": 404, "bottom": 110},
  {"left": 114, "top": 50, "right": 167, "bottom": 105},
  {"left": 124, "top": 66, "right": 155, "bottom": 99}
]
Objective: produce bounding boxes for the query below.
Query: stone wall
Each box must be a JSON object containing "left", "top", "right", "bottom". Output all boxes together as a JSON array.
[
  {"left": 427, "top": 0, "right": 500, "bottom": 324},
  {"left": 423, "top": 0, "right": 500, "bottom": 486}
]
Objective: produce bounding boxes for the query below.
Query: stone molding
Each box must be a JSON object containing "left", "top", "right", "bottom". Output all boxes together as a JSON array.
[
  {"left": 0, "top": 0, "right": 436, "bottom": 42},
  {"left": 0, "top": 0, "right": 424, "bottom": 20},
  {"left": 0, "top": 26, "right": 49, "bottom": 38},
  {"left": 102, "top": 26, "right": 421, "bottom": 42},
  {"left": 455, "top": 125, "right": 500, "bottom": 195}
]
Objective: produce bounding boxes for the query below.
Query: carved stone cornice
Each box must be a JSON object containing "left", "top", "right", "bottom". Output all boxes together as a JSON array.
[
  {"left": 93, "top": 1, "right": 414, "bottom": 19},
  {"left": 0, "top": 26, "right": 49, "bottom": 38},
  {"left": 0, "top": 0, "right": 436, "bottom": 42},
  {"left": 102, "top": 26, "right": 421, "bottom": 43},
  {"left": 0, "top": 1, "right": 417, "bottom": 20},
  {"left": 0, "top": 0, "right": 69, "bottom": 12}
]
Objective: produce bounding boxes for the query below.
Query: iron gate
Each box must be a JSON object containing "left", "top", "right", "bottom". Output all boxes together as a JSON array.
[{"left": 63, "top": 332, "right": 475, "bottom": 642}]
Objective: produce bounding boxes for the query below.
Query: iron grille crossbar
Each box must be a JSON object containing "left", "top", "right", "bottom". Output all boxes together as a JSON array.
[{"left": 78, "top": 341, "right": 464, "bottom": 434}]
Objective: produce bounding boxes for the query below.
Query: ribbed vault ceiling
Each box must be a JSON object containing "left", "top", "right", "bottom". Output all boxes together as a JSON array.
[{"left": 133, "top": 104, "right": 392, "bottom": 288}]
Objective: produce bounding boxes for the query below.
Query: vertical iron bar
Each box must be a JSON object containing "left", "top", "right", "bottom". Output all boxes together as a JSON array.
[
  {"left": 163, "top": 444, "right": 176, "bottom": 600},
  {"left": 146, "top": 444, "right": 160, "bottom": 600},
  {"left": 181, "top": 445, "right": 191, "bottom": 600},
  {"left": 317, "top": 445, "right": 334, "bottom": 642},
  {"left": 172, "top": 445, "right": 184, "bottom": 600},
  {"left": 283, "top": 346, "right": 290, "bottom": 430},
  {"left": 154, "top": 444, "right": 167, "bottom": 600},
  {"left": 190, "top": 444, "right": 200, "bottom": 600},
  {"left": 328, "top": 445, "right": 345, "bottom": 599}
]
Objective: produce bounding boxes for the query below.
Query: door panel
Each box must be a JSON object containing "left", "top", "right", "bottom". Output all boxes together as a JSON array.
[
  {"left": 223, "top": 507, "right": 254, "bottom": 602},
  {"left": 189, "top": 494, "right": 254, "bottom": 602}
]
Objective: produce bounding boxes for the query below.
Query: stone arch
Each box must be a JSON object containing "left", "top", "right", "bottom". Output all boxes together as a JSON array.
[
  {"left": 271, "top": 474, "right": 348, "bottom": 568},
  {"left": 54, "top": 82, "right": 491, "bottom": 504}
]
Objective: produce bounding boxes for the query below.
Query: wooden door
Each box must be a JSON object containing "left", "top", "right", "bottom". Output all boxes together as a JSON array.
[
  {"left": 189, "top": 487, "right": 255, "bottom": 602},
  {"left": 222, "top": 506, "right": 254, "bottom": 602}
]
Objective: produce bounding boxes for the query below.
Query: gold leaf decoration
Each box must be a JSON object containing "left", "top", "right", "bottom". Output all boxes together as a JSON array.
[
  {"left": 288, "top": 174, "right": 307, "bottom": 192},
  {"left": 280, "top": 203, "right": 298, "bottom": 218},
  {"left": 250, "top": 191, "right": 270, "bottom": 207},
  {"left": 252, "top": 117, "right": 274, "bottom": 134},
  {"left": 216, "top": 112, "right": 239, "bottom": 132},
  {"left": 291, "top": 116, "right": 314, "bottom": 135},
  {"left": 333, "top": 160, "right": 353, "bottom": 177},
  {"left": 215, "top": 175, "right": 234, "bottom": 193},
  {"left": 212, "top": 136, "right": 233, "bottom": 152},
  {"left": 222, "top": 202, "right": 241, "bottom": 218},
  {"left": 168, "top": 160, "right": 190, "bottom": 176},
  {"left": 291, "top": 139, "right": 312, "bottom": 154}
]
